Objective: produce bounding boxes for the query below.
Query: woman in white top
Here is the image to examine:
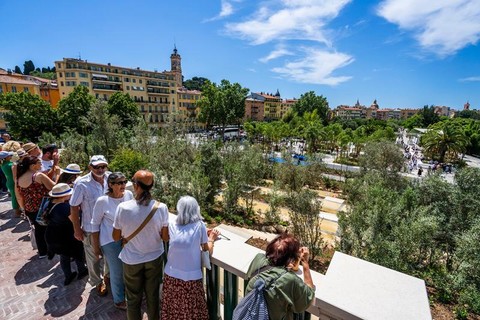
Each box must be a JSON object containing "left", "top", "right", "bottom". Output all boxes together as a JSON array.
[
  {"left": 161, "top": 195, "right": 219, "bottom": 320},
  {"left": 91, "top": 172, "right": 133, "bottom": 310}
]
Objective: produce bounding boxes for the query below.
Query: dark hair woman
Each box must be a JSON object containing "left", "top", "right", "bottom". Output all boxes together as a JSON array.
[
  {"left": 17, "top": 156, "right": 56, "bottom": 258},
  {"left": 91, "top": 172, "right": 133, "bottom": 310},
  {"left": 244, "top": 233, "right": 316, "bottom": 320}
]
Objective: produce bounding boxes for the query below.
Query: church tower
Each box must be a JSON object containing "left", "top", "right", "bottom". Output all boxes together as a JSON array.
[{"left": 170, "top": 45, "right": 182, "bottom": 88}]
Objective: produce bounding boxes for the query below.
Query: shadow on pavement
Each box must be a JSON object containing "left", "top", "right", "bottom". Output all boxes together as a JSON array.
[{"left": 14, "top": 255, "right": 58, "bottom": 285}]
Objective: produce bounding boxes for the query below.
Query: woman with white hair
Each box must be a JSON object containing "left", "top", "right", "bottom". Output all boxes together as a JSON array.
[{"left": 161, "top": 196, "right": 219, "bottom": 320}]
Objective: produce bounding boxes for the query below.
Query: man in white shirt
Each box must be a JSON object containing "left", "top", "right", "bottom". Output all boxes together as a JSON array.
[
  {"left": 40, "top": 144, "right": 60, "bottom": 180},
  {"left": 113, "top": 170, "right": 169, "bottom": 320},
  {"left": 69, "top": 155, "right": 110, "bottom": 297}
]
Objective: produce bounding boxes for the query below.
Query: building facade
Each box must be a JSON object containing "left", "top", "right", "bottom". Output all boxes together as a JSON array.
[
  {"left": 55, "top": 48, "right": 182, "bottom": 127},
  {"left": 177, "top": 87, "right": 203, "bottom": 129},
  {"left": 244, "top": 90, "right": 293, "bottom": 122}
]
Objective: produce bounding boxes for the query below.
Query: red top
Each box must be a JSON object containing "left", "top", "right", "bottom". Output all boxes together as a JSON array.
[{"left": 18, "top": 173, "right": 49, "bottom": 213}]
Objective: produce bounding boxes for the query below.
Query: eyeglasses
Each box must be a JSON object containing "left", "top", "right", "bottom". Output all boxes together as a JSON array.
[
  {"left": 112, "top": 180, "right": 128, "bottom": 185},
  {"left": 92, "top": 165, "right": 107, "bottom": 170}
]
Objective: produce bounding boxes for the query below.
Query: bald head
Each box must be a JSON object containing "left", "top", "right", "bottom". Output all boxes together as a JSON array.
[{"left": 133, "top": 170, "right": 154, "bottom": 189}]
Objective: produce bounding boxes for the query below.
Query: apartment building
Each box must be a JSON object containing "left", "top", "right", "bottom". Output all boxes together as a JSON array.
[
  {"left": 55, "top": 47, "right": 183, "bottom": 127},
  {"left": 245, "top": 90, "right": 293, "bottom": 122},
  {"left": 177, "top": 87, "right": 204, "bottom": 129}
]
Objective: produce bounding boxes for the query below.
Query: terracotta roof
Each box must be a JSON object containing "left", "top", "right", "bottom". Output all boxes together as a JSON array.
[{"left": 0, "top": 75, "right": 38, "bottom": 85}]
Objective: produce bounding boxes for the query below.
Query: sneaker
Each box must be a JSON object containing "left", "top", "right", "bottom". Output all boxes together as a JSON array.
[
  {"left": 114, "top": 301, "right": 127, "bottom": 311},
  {"left": 77, "top": 269, "right": 88, "bottom": 280},
  {"left": 64, "top": 272, "right": 78, "bottom": 286},
  {"left": 96, "top": 281, "right": 108, "bottom": 297}
]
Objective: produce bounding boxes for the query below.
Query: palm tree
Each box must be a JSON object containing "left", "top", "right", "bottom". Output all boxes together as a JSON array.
[{"left": 421, "top": 122, "right": 469, "bottom": 162}]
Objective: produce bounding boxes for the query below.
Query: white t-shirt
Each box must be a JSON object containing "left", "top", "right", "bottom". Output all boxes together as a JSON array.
[
  {"left": 91, "top": 191, "right": 134, "bottom": 246},
  {"left": 113, "top": 199, "right": 169, "bottom": 265},
  {"left": 40, "top": 159, "right": 53, "bottom": 172},
  {"left": 164, "top": 221, "right": 208, "bottom": 281}
]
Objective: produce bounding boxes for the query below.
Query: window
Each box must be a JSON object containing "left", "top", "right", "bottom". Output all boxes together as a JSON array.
[
  {"left": 59, "top": 72, "right": 63, "bottom": 77},
  {"left": 61, "top": 81, "right": 64, "bottom": 86},
  {"left": 80, "top": 82, "right": 89, "bottom": 87},
  {"left": 126, "top": 86, "right": 130, "bottom": 90},
  {"left": 11, "top": 86, "right": 17, "bottom": 93},
  {"left": 124, "top": 78, "right": 130, "bottom": 82},
  {"left": 65, "top": 72, "right": 76, "bottom": 78},
  {"left": 79, "top": 72, "right": 88, "bottom": 78},
  {"left": 66, "top": 81, "right": 76, "bottom": 86},
  {"left": 133, "top": 79, "right": 136, "bottom": 83},
  {"left": 103, "top": 94, "right": 107, "bottom": 100},
  {"left": 0, "top": 86, "right": 3, "bottom": 93},
  {"left": 139, "top": 79, "right": 142, "bottom": 84}
]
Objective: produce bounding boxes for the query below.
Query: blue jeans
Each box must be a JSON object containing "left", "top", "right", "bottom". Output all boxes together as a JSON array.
[{"left": 101, "top": 240, "right": 125, "bottom": 303}]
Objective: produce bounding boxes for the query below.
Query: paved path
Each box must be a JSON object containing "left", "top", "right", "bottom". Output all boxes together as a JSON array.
[{"left": 0, "top": 194, "right": 130, "bottom": 319}]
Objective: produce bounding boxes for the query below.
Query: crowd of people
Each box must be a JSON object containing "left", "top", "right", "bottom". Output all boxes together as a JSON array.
[{"left": 0, "top": 134, "right": 316, "bottom": 319}]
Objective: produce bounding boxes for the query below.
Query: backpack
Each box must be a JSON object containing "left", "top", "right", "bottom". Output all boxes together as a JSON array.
[
  {"left": 36, "top": 197, "right": 52, "bottom": 226},
  {"left": 233, "top": 278, "right": 270, "bottom": 320},
  {"left": 233, "top": 268, "right": 286, "bottom": 320}
]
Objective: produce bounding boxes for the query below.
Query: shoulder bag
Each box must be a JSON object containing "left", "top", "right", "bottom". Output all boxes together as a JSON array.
[{"left": 122, "top": 201, "right": 160, "bottom": 247}]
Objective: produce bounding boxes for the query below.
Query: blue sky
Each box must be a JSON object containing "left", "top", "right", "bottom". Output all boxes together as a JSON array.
[{"left": 1, "top": 0, "right": 479, "bottom": 110}]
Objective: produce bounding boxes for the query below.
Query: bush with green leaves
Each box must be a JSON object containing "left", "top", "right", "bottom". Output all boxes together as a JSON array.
[
  {"left": 286, "top": 189, "right": 324, "bottom": 263},
  {"left": 109, "top": 149, "right": 149, "bottom": 179}
]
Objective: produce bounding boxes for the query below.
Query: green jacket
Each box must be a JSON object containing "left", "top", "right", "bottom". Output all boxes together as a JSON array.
[{"left": 245, "top": 253, "right": 315, "bottom": 320}]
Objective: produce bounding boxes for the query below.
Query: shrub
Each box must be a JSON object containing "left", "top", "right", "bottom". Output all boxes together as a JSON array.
[{"left": 109, "top": 148, "right": 149, "bottom": 178}]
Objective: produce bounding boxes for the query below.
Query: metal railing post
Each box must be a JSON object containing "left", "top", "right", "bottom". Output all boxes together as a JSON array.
[
  {"left": 206, "top": 265, "right": 221, "bottom": 320},
  {"left": 223, "top": 270, "right": 238, "bottom": 320}
]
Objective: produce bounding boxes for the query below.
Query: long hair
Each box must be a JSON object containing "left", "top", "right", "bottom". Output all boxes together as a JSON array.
[
  {"left": 16, "top": 156, "right": 39, "bottom": 179},
  {"left": 265, "top": 233, "right": 301, "bottom": 267},
  {"left": 107, "top": 172, "right": 126, "bottom": 194},
  {"left": 176, "top": 195, "right": 203, "bottom": 225}
]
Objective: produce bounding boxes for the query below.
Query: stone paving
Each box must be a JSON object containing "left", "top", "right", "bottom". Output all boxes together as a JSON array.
[{"left": 0, "top": 194, "right": 130, "bottom": 319}]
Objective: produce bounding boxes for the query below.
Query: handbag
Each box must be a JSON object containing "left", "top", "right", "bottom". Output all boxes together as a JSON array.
[
  {"left": 36, "top": 196, "right": 52, "bottom": 226},
  {"left": 199, "top": 222, "right": 211, "bottom": 270},
  {"left": 201, "top": 249, "right": 211, "bottom": 270},
  {"left": 30, "top": 225, "right": 37, "bottom": 250},
  {"left": 122, "top": 201, "right": 160, "bottom": 247}
]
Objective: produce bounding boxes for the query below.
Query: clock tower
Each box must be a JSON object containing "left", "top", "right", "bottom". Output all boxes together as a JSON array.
[{"left": 170, "top": 45, "right": 182, "bottom": 88}]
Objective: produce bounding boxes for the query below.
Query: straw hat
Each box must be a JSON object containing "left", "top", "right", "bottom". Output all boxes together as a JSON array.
[
  {"left": 61, "top": 163, "right": 82, "bottom": 174},
  {"left": 23, "top": 142, "right": 38, "bottom": 153},
  {"left": 48, "top": 183, "right": 73, "bottom": 198}
]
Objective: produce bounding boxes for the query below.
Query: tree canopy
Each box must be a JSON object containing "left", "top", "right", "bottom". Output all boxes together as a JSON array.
[
  {"left": 57, "top": 86, "right": 95, "bottom": 134},
  {"left": 197, "top": 79, "right": 249, "bottom": 132},
  {"left": 106, "top": 92, "right": 140, "bottom": 129},
  {"left": 23, "top": 60, "right": 35, "bottom": 75},
  {"left": 0, "top": 92, "right": 59, "bottom": 141},
  {"left": 292, "top": 91, "right": 329, "bottom": 123},
  {"left": 183, "top": 76, "right": 210, "bottom": 91}
]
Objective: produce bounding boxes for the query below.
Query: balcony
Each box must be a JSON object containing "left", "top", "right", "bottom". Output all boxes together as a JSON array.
[
  {"left": 147, "top": 87, "right": 170, "bottom": 95},
  {"left": 196, "top": 224, "right": 431, "bottom": 320},
  {"left": 92, "top": 84, "right": 122, "bottom": 91}
]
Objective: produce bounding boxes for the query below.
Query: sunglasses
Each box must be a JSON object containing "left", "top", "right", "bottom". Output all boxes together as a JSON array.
[
  {"left": 112, "top": 180, "right": 128, "bottom": 185},
  {"left": 92, "top": 165, "right": 107, "bottom": 170}
]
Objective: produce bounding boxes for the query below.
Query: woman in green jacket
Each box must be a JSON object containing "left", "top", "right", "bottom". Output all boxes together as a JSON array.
[
  {"left": 245, "top": 233, "right": 316, "bottom": 320},
  {"left": 0, "top": 151, "right": 19, "bottom": 216}
]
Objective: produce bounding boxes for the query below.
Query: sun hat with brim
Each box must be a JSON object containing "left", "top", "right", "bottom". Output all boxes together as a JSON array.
[
  {"left": 0, "top": 151, "right": 14, "bottom": 159},
  {"left": 23, "top": 142, "right": 38, "bottom": 153},
  {"left": 16, "top": 149, "right": 27, "bottom": 158},
  {"left": 48, "top": 183, "right": 73, "bottom": 198},
  {"left": 89, "top": 155, "right": 108, "bottom": 166},
  {"left": 61, "top": 163, "right": 82, "bottom": 174}
]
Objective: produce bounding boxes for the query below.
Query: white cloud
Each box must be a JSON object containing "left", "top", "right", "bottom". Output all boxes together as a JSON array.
[
  {"left": 459, "top": 76, "right": 480, "bottom": 82},
  {"left": 377, "top": 0, "right": 480, "bottom": 56},
  {"left": 271, "top": 48, "right": 354, "bottom": 85},
  {"left": 206, "top": 0, "right": 236, "bottom": 21},
  {"left": 260, "top": 45, "right": 295, "bottom": 63},
  {"left": 225, "top": 0, "right": 351, "bottom": 45}
]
